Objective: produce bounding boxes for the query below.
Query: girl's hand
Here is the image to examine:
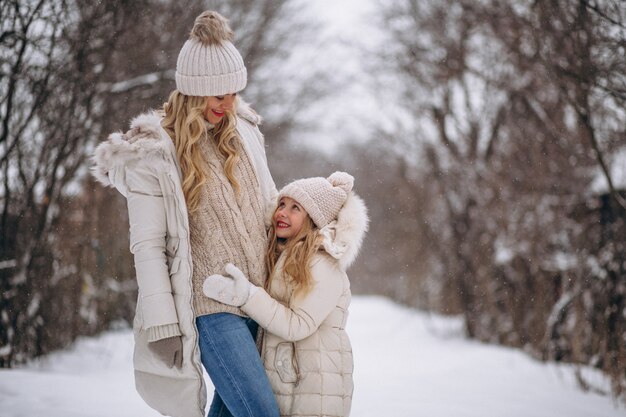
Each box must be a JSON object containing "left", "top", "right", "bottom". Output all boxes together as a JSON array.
[{"left": 202, "top": 263, "right": 253, "bottom": 307}]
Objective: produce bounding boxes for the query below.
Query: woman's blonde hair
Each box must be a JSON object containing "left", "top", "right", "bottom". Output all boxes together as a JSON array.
[
  {"left": 161, "top": 90, "right": 240, "bottom": 213},
  {"left": 266, "top": 213, "right": 322, "bottom": 296}
]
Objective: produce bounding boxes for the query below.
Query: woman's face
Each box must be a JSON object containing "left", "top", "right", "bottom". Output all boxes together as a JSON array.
[
  {"left": 274, "top": 197, "right": 309, "bottom": 240},
  {"left": 204, "top": 93, "right": 237, "bottom": 124}
]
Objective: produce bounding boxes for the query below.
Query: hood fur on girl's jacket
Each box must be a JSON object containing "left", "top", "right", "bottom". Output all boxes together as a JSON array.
[
  {"left": 91, "top": 100, "right": 261, "bottom": 188},
  {"left": 319, "top": 192, "right": 369, "bottom": 270}
]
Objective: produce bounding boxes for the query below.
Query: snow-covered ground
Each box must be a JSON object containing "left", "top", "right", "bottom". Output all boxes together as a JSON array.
[{"left": 0, "top": 296, "right": 623, "bottom": 417}]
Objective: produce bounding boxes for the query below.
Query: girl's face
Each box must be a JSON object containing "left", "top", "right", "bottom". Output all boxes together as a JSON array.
[
  {"left": 274, "top": 197, "right": 309, "bottom": 240},
  {"left": 204, "top": 93, "right": 237, "bottom": 124}
]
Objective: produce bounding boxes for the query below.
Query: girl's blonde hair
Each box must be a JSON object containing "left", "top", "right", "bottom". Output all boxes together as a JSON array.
[
  {"left": 266, "top": 213, "right": 322, "bottom": 296},
  {"left": 161, "top": 90, "right": 240, "bottom": 213}
]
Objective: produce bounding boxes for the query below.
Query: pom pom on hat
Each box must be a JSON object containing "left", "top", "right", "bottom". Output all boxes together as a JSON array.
[
  {"left": 176, "top": 10, "right": 247, "bottom": 97},
  {"left": 279, "top": 171, "right": 355, "bottom": 228},
  {"left": 190, "top": 11, "right": 234, "bottom": 45},
  {"left": 328, "top": 171, "right": 354, "bottom": 194}
]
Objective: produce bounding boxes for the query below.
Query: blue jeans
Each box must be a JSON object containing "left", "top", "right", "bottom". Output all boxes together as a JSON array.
[{"left": 196, "top": 313, "right": 279, "bottom": 417}]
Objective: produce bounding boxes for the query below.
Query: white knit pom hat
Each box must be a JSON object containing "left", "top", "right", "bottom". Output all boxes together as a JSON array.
[
  {"left": 175, "top": 11, "right": 247, "bottom": 97},
  {"left": 279, "top": 172, "right": 355, "bottom": 228}
]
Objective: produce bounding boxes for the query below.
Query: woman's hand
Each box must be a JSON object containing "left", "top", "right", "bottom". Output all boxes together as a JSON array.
[{"left": 148, "top": 336, "right": 183, "bottom": 368}]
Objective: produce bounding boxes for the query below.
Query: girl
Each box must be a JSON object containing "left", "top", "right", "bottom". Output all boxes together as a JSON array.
[
  {"left": 203, "top": 172, "right": 369, "bottom": 417},
  {"left": 92, "top": 11, "right": 279, "bottom": 417}
]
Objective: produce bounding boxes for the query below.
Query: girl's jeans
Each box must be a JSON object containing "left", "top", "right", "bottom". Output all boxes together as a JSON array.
[{"left": 196, "top": 313, "right": 279, "bottom": 417}]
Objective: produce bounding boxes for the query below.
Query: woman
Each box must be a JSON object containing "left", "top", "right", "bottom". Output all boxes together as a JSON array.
[
  {"left": 92, "top": 11, "right": 279, "bottom": 417},
  {"left": 203, "top": 172, "right": 369, "bottom": 416}
]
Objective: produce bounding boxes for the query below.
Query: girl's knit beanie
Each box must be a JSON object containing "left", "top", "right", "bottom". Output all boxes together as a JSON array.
[
  {"left": 279, "top": 172, "right": 354, "bottom": 228},
  {"left": 175, "top": 11, "right": 247, "bottom": 96}
]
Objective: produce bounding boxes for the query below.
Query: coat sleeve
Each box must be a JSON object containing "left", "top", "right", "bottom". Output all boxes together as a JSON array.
[
  {"left": 264, "top": 166, "right": 278, "bottom": 228},
  {"left": 242, "top": 257, "right": 343, "bottom": 342},
  {"left": 125, "top": 162, "right": 180, "bottom": 332},
  {"left": 252, "top": 124, "right": 278, "bottom": 227},
  {"left": 237, "top": 117, "right": 278, "bottom": 228}
]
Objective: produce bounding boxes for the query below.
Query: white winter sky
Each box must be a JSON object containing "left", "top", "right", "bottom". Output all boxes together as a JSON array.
[{"left": 284, "top": 0, "right": 393, "bottom": 154}]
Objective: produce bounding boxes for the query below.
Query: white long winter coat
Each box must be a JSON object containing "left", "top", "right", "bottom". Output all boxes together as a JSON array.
[
  {"left": 241, "top": 194, "right": 368, "bottom": 417},
  {"left": 91, "top": 102, "right": 276, "bottom": 417}
]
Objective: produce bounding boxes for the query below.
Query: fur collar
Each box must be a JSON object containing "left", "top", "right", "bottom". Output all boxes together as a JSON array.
[
  {"left": 91, "top": 110, "right": 171, "bottom": 187},
  {"left": 319, "top": 193, "right": 369, "bottom": 270},
  {"left": 237, "top": 99, "right": 262, "bottom": 125},
  {"left": 91, "top": 100, "right": 261, "bottom": 187}
]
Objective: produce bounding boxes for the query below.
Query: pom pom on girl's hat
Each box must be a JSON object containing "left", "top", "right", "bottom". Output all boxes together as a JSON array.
[
  {"left": 278, "top": 172, "right": 354, "bottom": 228},
  {"left": 175, "top": 11, "right": 247, "bottom": 97}
]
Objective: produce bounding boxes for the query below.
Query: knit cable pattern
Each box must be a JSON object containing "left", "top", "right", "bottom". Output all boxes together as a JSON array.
[{"left": 189, "top": 130, "right": 267, "bottom": 318}]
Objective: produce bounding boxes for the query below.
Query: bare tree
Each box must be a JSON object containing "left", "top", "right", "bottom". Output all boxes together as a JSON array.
[
  {"left": 1, "top": 0, "right": 335, "bottom": 366},
  {"left": 374, "top": 0, "right": 626, "bottom": 397},
  {"left": 0, "top": 0, "right": 160, "bottom": 366}
]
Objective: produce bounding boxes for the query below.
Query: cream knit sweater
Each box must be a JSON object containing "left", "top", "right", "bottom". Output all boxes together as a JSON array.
[{"left": 189, "top": 129, "right": 268, "bottom": 318}]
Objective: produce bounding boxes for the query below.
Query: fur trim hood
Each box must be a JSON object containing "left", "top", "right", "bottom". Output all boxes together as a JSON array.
[
  {"left": 91, "top": 110, "right": 171, "bottom": 187},
  {"left": 91, "top": 100, "right": 261, "bottom": 187},
  {"left": 319, "top": 192, "right": 369, "bottom": 270}
]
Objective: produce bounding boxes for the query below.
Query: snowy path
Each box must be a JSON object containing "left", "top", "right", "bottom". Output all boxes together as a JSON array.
[{"left": 0, "top": 296, "right": 623, "bottom": 417}]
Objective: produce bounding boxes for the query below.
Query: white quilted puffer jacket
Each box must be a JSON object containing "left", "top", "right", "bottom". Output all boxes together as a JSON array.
[{"left": 241, "top": 193, "right": 368, "bottom": 417}]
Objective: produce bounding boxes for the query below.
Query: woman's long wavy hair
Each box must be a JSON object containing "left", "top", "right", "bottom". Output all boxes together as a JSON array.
[
  {"left": 266, "top": 213, "right": 322, "bottom": 297},
  {"left": 161, "top": 90, "right": 240, "bottom": 213}
]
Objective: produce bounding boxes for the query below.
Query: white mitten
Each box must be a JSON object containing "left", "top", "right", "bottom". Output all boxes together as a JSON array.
[{"left": 203, "top": 263, "right": 253, "bottom": 307}]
